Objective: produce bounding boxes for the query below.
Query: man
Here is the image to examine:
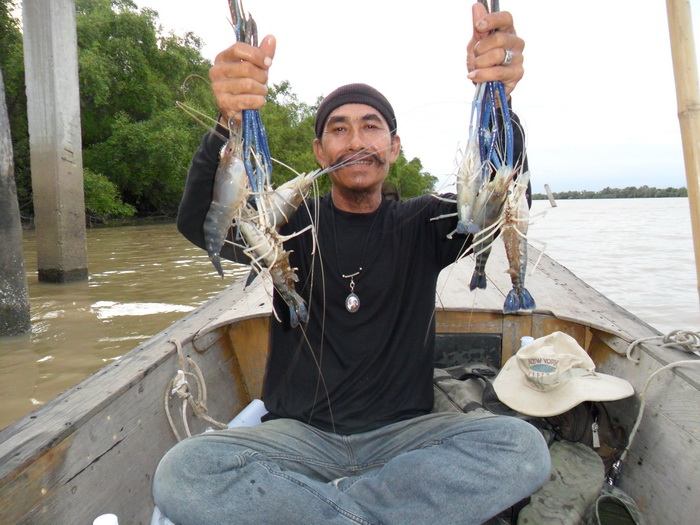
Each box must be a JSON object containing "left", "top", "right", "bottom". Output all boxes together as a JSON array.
[{"left": 154, "top": 4, "right": 549, "bottom": 524}]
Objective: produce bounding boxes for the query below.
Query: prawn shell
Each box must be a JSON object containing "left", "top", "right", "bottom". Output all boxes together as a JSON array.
[
  {"left": 204, "top": 201, "right": 236, "bottom": 276},
  {"left": 502, "top": 176, "right": 535, "bottom": 313},
  {"left": 203, "top": 146, "right": 248, "bottom": 277},
  {"left": 260, "top": 169, "right": 321, "bottom": 230},
  {"left": 237, "top": 214, "right": 309, "bottom": 328}
]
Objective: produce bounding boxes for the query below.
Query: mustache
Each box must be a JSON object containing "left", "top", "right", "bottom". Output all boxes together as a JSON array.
[{"left": 330, "top": 150, "right": 386, "bottom": 170}]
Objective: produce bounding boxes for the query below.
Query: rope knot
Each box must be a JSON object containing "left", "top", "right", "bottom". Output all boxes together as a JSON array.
[
  {"left": 170, "top": 370, "right": 191, "bottom": 399},
  {"left": 164, "top": 338, "right": 228, "bottom": 441},
  {"left": 662, "top": 330, "right": 700, "bottom": 352},
  {"left": 626, "top": 329, "right": 700, "bottom": 363}
]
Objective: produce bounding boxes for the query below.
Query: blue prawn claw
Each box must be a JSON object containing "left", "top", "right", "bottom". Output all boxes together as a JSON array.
[{"left": 224, "top": 0, "right": 311, "bottom": 326}]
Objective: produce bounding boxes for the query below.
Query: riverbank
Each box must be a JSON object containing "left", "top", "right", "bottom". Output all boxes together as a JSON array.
[
  {"left": 531, "top": 187, "right": 688, "bottom": 200},
  {"left": 20, "top": 214, "right": 178, "bottom": 231}
]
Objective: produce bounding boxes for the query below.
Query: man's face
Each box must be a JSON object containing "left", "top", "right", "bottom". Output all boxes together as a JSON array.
[{"left": 313, "top": 104, "right": 400, "bottom": 194}]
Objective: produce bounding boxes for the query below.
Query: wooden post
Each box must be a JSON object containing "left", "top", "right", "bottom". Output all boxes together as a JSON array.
[
  {"left": 22, "top": 0, "right": 88, "bottom": 283},
  {"left": 544, "top": 184, "right": 557, "bottom": 208},
  {"left": 0, "top": 68, "right": 31, "bottom": 336},
  {"left": 665, "top": 0, "right": 700, "bottom": 306}
]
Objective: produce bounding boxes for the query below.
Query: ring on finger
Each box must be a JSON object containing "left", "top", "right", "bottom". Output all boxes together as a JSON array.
[{"left": 501, "top": 49, "right": 514, "bottom": 66}]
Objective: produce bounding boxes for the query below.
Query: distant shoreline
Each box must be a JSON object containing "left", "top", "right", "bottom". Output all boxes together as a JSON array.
[{"left": 532, "top": 186, "right": 687, "bottom": 200}]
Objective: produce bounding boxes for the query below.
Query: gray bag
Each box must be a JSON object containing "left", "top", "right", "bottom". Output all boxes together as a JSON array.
[
  {"left": 431, "top": 364, "right": 526, "bottom": 418},
  {"left": 584, "top": 485, "right": 648, "bottom": 525},
  {"left": 518, "top": 440, "right": 606, "bottom": 525}
]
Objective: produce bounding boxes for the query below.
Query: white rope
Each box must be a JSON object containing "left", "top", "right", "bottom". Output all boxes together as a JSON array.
[
  {"left": 621, "top": 358, "right": 700, "bottom": 463},
  {"left": 615, "top": 329, "right": 700, "bottom": 473},
  {"left": 625, "top": 329, "right": 700, "bottom": 363},
  {"left": 621, "top": 330, "right": 700, "bottom": 461},
  {"left": 164, "top": 338, "right": 228, "bottom": 441}
]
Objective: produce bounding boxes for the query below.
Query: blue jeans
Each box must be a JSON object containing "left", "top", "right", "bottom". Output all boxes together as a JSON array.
[{"left": 153, "top": 411, "right": 550, "bottom": 524}]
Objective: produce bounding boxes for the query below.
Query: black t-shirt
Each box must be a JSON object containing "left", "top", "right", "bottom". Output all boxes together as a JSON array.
[{"left": 263, "top": 194, "right": 467, "bottom": 434}]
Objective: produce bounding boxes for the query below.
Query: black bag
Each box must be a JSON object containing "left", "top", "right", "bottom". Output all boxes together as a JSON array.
[{"left": 545, "top": 401, "right": 628, "bottom": 481}]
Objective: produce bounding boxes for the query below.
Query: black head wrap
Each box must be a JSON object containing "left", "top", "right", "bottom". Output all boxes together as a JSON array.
[{"left": 314, "top": 83, "right": 397, "bottom": 139}]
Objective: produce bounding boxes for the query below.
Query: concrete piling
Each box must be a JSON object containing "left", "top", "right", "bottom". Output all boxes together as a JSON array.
[{"left": 22, "top": 0, "right": 88, "bottom": 283}]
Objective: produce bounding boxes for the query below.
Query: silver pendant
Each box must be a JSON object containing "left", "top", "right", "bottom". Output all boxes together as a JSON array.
[
  {"left": 345, "top": 293, "right": 360, "bottom": 313},
  {"left": 342, "top": 270, "right": 362, "bottom": 313}
]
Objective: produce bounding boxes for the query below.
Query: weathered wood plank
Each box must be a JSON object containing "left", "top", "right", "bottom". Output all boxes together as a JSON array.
[
  {"left": 502, "top": 315, "right": 532, "bottom": 363},
  {"left": 0, "top": 281, "right": 261, "bottom": 524},
  {"left": 525, "top": 247, "right": 660, "bottom": 343},
  {"left": 436, "top": 255, "right": 507, "bottom": 311},
  {"left": 572, "top": 331, "right": 700, "bottom": 523},
  {"left": 0, "top": 279, "right": 249, "bottom": 467},
  {"left": 0, "top": 333, "right": 248, "bottom": 524},
  {"left": 435, "top": 310, "right": 503, "bottom": 335},
  {"left": 620, "top": 405, "right": 699, "bottom": 523},
  {"left": 435, "top": 251, "right": 700, "bottom": 525},
  {"left": 437, "top": 242, "right": 661, "bottom": 349},
  {"left": 592, "top": 340, "right": 700, "bottom": 444},
  {"left": 193, "top": 278, "right": 271, "bottom": 351},
  {"left": 602, "top": 355, "right": 700, "bottom": 524},
  {"left": 228, "top": 317, "right": 271, "bottom": 400}
]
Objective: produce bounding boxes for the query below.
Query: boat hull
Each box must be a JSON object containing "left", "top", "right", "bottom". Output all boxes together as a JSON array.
[{"left": 1, "top": 244, "right": 698, "bottom": 524}]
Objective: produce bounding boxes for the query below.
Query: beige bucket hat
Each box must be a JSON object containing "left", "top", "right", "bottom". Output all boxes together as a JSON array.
[{"left": 493, "top": 332, "right": 634, "bottom": 417}]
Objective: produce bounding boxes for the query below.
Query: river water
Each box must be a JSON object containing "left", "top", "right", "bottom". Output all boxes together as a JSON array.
[
  {"left": 1, "top": 198, "right": 698, "bottom": 430},
  {"left": 0, "top": 224, "right": 247, "bottom": 430},
  {"left": 528, "top": 197, "right": 699, "bottom": 334}
]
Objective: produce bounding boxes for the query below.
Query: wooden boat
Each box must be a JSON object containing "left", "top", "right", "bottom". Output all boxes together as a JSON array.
[
  {"left": 0, "top": 240, "right": 698, "bottom": 524},
  {"left": 3, "top": 1, "right": 698, "bottom": 523}
]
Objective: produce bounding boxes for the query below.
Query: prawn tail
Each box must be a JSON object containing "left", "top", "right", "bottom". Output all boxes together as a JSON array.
[
  {"left": 456, "top": 219, "right": 481, "bottom": 236},
  {"left": 288, "top": 300, "right": 309, "bottom": 329},
  {"left": 469, "top": 249, "right": 490, "bottom": 290},
  {"left": 209, "top": 254, "right": 225, "bottom": 279},
  {"left": 469, "top": 269, "right": 487, "bottom": 291},
  {"left": 465, "top": 221, "right": 482, "bottom": 235},
  {"left": 203, "top": 203, "right": 235, "bottom": 278},
  {"left": 279, "top": 285, "right": 309, "bottom": 329},
  {"left": 244, "top": 267, "right": 259, "bottom": 288},
  {"left": 503, "top": 287, "right": 536, "bottom": 314}
]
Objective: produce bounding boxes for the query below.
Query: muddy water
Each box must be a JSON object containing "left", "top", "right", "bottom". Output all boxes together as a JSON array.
[
  {"left": 0, "top": 223, "right": 247, "bottom": 430},
  {"left": 528, "top": 197, "right": 700, "bottom": 335}
]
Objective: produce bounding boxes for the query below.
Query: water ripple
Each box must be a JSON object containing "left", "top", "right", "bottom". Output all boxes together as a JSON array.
[{"left": 0, "top": 223, "right": 238, "bottom": 429}]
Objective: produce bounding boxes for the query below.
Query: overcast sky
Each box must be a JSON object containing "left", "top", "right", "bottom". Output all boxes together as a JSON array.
[{"left": 133, "top": 0, "right": 699, "bottom": 193}]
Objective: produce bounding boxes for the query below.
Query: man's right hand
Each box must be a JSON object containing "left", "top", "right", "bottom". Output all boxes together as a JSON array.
[{"left": 209, "top": 35, "right": 277, "bottom": 127}]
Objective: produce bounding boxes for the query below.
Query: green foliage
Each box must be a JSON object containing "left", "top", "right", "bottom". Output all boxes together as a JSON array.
[
  {"left": 387, "top": 151, "right": 437, "bottom": 199},
  {"left": 74, "top": 0, "right": 215, "bottom": 217},
  {"left": 3, "top": 0, "right": 217, "bottom": 221},
  {"left": 0, "top": 0, "right": 30, "bottom": 215},
  {"left": 261, "top": 82, "right": 319, "bottom": 184},
  {"left": 76, "top": 0, "right": 213, "bottom": 147},
  {"left": 532, "top": 186, "right": 688, "bottom": 200},
  {"left": 83, "top": 107, "right": 203, "bottom": 215},
  {"left": 83, "top": 167, "right": 136, "bottom": 224}
]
